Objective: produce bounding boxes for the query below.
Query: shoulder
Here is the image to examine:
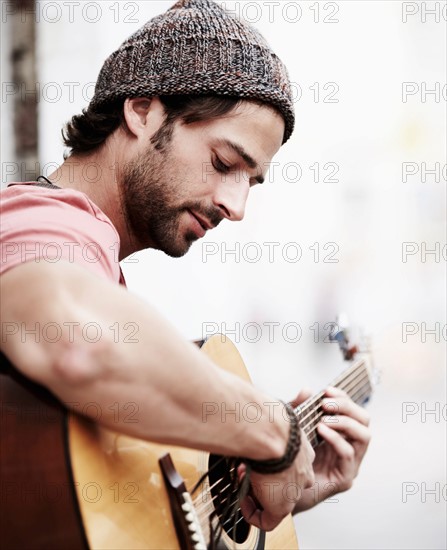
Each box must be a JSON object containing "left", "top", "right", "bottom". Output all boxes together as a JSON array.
[
  {"left": 2, "top": 183, "right": 116, "bottom": 229},
  {"left": 1, "top": 183, "right": 122, "bottom": 284}
]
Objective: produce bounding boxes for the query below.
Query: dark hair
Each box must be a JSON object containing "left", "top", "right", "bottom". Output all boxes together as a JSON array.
[{"left": 62, "top": 95, "right": 245, "bottom": 156}]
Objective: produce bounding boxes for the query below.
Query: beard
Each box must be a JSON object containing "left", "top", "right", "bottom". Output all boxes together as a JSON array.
[{"left": 120, "top": 138, "right": 223, "bottom": 258}]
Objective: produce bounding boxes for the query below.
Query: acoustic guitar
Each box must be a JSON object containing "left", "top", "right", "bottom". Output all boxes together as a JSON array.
[{"left": 0, "top": 329, "right": 373, "bottom": 549}]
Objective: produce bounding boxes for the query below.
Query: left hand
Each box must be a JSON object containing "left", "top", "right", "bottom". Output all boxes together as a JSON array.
[{"left": 290, "top": 386, "right": 371, "bottom": 513}]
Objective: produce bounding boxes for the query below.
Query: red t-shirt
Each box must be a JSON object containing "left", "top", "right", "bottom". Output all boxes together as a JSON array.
[{"left": 0, "top": 183, "right": 126, "bottom": 285}]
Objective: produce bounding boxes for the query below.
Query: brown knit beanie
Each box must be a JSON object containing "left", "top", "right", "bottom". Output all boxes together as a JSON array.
[{"left": 90, "top": 0, "right": 295, "bottom": 143}]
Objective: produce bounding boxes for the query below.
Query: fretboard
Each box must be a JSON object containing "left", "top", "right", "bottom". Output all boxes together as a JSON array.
[{"left": 294, "top": 356, "right": 373, "bottom": 448}]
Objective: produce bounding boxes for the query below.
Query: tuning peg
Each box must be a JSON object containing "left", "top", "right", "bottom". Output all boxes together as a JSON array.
[
  {"left": 336, "top": 312, "right": 350, "bottom": 332},
  {"left": 330, "top": 313, "right": 359, "bottom": 361},
  {"left": 329, "top": 313, "right": 349, "bottom": 344}
]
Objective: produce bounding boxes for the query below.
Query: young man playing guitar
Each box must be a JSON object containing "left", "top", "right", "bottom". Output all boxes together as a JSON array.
[{"left": 1, "top": 0, "right": 371, "bottom": 546}]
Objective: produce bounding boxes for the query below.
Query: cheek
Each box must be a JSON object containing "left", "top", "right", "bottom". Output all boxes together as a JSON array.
[
  {"left": 171, "top": 131, "right": 209, "bottom": 174},
  {"left": 174, "top": 159, "right": 208, "bottom": 195}
]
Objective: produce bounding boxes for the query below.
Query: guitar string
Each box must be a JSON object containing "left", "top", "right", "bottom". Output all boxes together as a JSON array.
[
  {"left": 295, "top": 359, "right": 368, "bottom": 420},
  {"left": 195, "top": 384, "right": 373, "bottom": 527},
  {"left": 197, "top": 491, "right": 242, "bottom": 539},
  {"left": 197, "top": 494, "right": 240, "bottom": 531},
  {"left": 193, "top": 364, "right": 372, "bottom": 512},
  {"left": 193, "top": 370, "right": 371, "bottom": 514},
  {"left": 299, "top": 371, "right": 371, "bottom": 431},
  {"left": 297, "top": 366, "right": 370, "bottom": 428},
  {"left": 300, "top": 378, "right": 371, "bottom": 440},
  {"left": 297, "top": 374, "right": 370, "bottom": 434},
  {"left": 304, "top": 387, "right": 372, "bottom": 447},
  {"left": 299, "top": 373, "right": 372, "bottom": 431},
  {"left": 197, "top": 508, "right": 241, "bottom": 543},
  {"left": 195, "top": 398, "right": 371, "bottom": 532},
  {"left": 192, "top": 366, "right": 372, "bottom": 524},
  {"left": 305, "top": 394, "right": 371, "bottom": 448},
  {"left": 194, "top": 479, "right": 238, "bottom": 516},
  {"left": 201, "top": 366, "right": 368, "bottom": 531},
  {"left": 194, "top": 479, "right": 234, "bottom": 511},
  {"left": 191, "top": 373, "right": 372, "bottom": 511},
  {"left": 194, "top": 384, "right": 370, "bottom": 526},
  {"left": 192, "top": 371, "right": 371, "bottom": 516},
  {"left": 302, "top": 388, "right": 369, "bottom": 440},
  {"left": 193, "top": 474, "right": 238, "bottom": 514}
]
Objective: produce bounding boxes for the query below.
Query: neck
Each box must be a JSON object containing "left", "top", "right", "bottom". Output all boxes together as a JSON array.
[{"left": 47, "top": 148, "right": 139, "bottom": 261}]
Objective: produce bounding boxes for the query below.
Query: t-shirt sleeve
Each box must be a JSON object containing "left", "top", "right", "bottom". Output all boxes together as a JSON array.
[{"left": 0, "top": 185, "right": 122, "bottom": 284}]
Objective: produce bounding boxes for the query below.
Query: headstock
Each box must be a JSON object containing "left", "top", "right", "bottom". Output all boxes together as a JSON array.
[{"left": 329, "top": 313, "right": 379, "bottom": 398}]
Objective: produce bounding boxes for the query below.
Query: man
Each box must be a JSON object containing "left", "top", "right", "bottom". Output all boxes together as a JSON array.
[{"left": 1, "top": 0, "right": 370, "bottom": 540}]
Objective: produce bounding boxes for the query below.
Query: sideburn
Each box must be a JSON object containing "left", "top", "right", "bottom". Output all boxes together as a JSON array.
[{"left": 150, "top": 119, "right": 175, "bottom": 151}]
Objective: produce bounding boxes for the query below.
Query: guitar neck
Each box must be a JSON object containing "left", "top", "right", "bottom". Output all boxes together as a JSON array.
[{"left": 295, "top": 355, "right": 373, "bottom": 448}]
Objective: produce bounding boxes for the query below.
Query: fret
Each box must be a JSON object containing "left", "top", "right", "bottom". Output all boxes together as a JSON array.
[
  {"left": 294, "top": 356, "right": 372, "bottom": 448},
  {"left": 189, "top": 335, "right": 375, "bottom": 547}
]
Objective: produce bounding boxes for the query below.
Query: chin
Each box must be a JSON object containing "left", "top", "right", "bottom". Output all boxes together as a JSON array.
[
  {"left": 161, "top": 237, "right": 197, "bottom": 258},
  {"left": 162, "top": 248, "right": 188, "bottom": 259}
]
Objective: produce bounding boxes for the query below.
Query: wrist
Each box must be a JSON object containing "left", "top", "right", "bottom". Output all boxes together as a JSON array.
[{"left": 242, "top": 402, "right": 301, "bottom": 475}]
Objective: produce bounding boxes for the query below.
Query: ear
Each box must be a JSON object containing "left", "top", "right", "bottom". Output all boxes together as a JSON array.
[{"left": 123, "top": 97, "right": 166, "bottom": 139}]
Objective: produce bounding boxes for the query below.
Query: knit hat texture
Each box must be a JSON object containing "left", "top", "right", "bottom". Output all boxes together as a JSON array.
[{"left": 90, "top": 0, "right": 295, "bottom": 142}]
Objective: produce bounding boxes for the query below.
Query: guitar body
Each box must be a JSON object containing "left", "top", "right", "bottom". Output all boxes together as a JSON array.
[
  {"left": 1, "top": 336, "right": 298, "bottom": 549},
  {"left": 0, "top": 360, "right": 89, "bottom": 550},
  {"left": 69, "top": 335, "right": 298, "bottom": 549}
]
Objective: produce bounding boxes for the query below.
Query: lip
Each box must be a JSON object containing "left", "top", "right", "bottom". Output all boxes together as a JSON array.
[
  {"left": 188, "top": 210, "right": 207, "bottom": 238},
  {"left": 191, "top": 211, "right": 213, "bottom": 231}
]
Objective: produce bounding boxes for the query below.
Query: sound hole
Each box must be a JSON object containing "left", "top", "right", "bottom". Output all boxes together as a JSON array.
[{"left": 208, "top": 454, "right": 250, "bottom": 543}]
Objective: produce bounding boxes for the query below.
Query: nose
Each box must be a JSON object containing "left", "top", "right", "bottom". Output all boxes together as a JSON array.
[{"left": 212, "top": 172, "right": 249, "bottom": 222}]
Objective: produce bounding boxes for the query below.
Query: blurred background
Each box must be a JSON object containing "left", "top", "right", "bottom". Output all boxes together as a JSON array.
[{"left": 1, "top": 0, "right": 446, "bottom": 548}]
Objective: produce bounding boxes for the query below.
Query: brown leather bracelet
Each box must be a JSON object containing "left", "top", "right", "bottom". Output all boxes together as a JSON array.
[{"left": 242, "top": 402, "right": 301, "bottom": 475}]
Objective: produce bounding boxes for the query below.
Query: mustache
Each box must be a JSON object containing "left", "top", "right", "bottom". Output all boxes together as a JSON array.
[{"left": 185, "top": 203, "right": 224, "bottom": 229}]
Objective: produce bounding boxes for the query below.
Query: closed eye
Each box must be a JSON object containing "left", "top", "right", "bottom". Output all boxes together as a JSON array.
[
  {"left": 212, "top": 155, "right": 231, "bottom": 174},
  {"left": 212, "top": 154, "right": 263, "bottom": 186}
]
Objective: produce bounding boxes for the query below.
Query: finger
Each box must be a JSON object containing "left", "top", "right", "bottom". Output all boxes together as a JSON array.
[
  {"left": 317, "top": 422, "right": 355, "bottom": 461},
  {"left": 239, "top": 497, "right": 282, "bottom": 532},
  {"left": 237, "top": 463, "right": 247, "bottom": 478},
  {"left": 240, "top": 494, "right": 258, "bottom": 523},
  {"left": 321, "top": 415, "right": 371, "bottom": 445},
  {"left": 324, "top": 386, "right": 346, "bottom": 396},
  {"left": 322, "top": 394, "right": 370, "bottom": 426},
  {"left": 290, "top": 387, "right": 313, "bottom": 408}
]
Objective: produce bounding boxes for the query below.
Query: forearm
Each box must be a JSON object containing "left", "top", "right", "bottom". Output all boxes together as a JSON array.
[{"left": 1, "top": 261, "right": 288, "bottom": 460}]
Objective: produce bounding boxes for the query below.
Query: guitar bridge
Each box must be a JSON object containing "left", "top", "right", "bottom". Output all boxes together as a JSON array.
[{"left": 159, "top": 453, "right": 207, "bottom": 550}]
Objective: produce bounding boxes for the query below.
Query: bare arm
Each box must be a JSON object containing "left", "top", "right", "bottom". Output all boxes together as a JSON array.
[
  {"left": 1, "top": 260, "right": 317, "bottom": 528},
  {"left": 1, "top": 260, "right": 288, "bottom": 458}
]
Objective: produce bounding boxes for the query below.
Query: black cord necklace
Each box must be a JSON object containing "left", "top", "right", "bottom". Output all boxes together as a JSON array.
[
  {"left": 37, "top": 175, "right": 55, "bottom": 185},
  {"left": 36, "top": 175, "right": 61, "bottom": 189}
]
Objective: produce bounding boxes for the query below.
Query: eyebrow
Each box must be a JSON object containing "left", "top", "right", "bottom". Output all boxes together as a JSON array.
[{"left": 219, "top": 139, "right": 265, "bottom": 184}]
